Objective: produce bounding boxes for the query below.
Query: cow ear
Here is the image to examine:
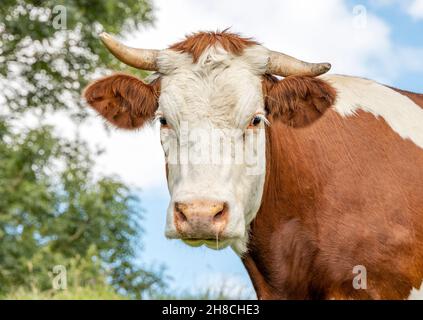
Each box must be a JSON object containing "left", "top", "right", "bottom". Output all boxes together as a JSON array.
[
  {"left": 83, "top": 73, "right": 160, "bottom": 129},
  {"left": 263, "top": 75, "right": 336, "bottom": 127}
]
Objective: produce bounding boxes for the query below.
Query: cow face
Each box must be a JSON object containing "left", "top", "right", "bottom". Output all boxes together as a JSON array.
[
  {"left": 156, "top": 46, "right": 269, "bottom": 252},
  {"left": 84, "top": 31, "right": 334, "bottom": 255}
]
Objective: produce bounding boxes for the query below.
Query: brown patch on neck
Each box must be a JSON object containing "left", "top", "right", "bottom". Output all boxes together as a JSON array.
[{"left": 169, "top": 30, "right": 258, "bottom": 63}]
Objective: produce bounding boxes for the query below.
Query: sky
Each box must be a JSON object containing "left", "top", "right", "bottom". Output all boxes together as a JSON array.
[{"left": 16, "top": 0, "right": 423, "bottom": 297}]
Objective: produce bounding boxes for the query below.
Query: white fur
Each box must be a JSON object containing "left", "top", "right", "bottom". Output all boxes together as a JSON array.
[
  {"left": 409, "top": 281, "right": 423, "bottom": 300},
  {"left": 322, "top": 74, "right": 423, "bottom": 149}
]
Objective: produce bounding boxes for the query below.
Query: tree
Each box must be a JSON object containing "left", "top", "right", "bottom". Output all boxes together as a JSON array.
[
  {"left": 0, "top": 0, "right": 153, "bottom": 119},
  {"left": 0, "top": 0, "right": 166, "bottom": 299}
]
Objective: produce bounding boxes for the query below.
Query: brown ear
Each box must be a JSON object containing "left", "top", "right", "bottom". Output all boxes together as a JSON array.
[
  {"left": 263, "top": 75, "right": 336, "bottom": 127},
  {"left": 83, "top": 73, "right": 160, "bottom": 129}
]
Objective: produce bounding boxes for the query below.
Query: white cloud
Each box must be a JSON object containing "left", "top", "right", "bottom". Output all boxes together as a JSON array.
[
  {"left": 407, "top": 0, "right": 423, "bottom": 19},
  {"left": 50, "top": 110, "right": 167, "bottom": 191},
  {"left": 370, "top": 0, "right": 423, "bottom": 20},
  {"left": 130, "top": 0, "right": 392, "bottom": 80},
  {"left": 77, "top": 116, "right": 167, "bottom": 190},
  {"left": 127, "top": 0, "right": 422, "bottom": 85}
]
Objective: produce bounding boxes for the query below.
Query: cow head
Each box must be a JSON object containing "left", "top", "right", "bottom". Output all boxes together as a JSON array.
[{"left": 84, "top": 31, "right": 334, "bottom": 254}]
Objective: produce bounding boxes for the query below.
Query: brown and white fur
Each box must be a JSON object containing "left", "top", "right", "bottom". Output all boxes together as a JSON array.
[{"left": 84, "top": 31, "right": 423, "bottom": 300}]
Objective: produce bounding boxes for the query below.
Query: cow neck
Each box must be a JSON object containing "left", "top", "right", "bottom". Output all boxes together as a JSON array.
[{"left": 242, "top": 120, "right": 325, "bottom": 299}]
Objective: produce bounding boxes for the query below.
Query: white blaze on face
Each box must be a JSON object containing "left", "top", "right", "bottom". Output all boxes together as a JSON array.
[{"left": 156, "top": 45, "right": 269, "bottom": 254}]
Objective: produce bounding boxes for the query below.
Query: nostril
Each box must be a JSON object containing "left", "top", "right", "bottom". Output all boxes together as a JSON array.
[
  {"left": 213, "top": 204, "right": 228, "bottom": 223},
  {"left": 213, "top": 210, "right": 224, "bottom": 220},
  {"left": 175, "top": 204, "right": 188, "bottom": 222},
  {"left": 176, "top": 210, "right": 188, "bottom": 222}
]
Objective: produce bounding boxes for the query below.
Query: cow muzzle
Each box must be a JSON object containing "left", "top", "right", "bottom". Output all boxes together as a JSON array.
[{"left": 173, "top": 200, "right": 229, "bottom": 243}]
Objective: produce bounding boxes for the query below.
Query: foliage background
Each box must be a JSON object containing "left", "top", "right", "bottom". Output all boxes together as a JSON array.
[{"left": 0, "top": 0, "right": 168, "bottom": 299}]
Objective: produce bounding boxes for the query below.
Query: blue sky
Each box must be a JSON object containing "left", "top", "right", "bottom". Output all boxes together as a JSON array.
[{"left": 354, "top": 0, "right": 423, "bottom": 91}]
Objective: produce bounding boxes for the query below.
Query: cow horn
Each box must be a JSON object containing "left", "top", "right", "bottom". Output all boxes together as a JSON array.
[
  {"left": 99, "top": 32, "right": 159, "bottom": 71},
  {"left": 267, "top": 50, "right": 331, "bottom": 77}
]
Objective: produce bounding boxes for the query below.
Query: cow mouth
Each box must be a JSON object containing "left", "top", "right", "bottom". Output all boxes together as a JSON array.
[{"left": 182, "top": 238, "right": 233, "bottom": 250}]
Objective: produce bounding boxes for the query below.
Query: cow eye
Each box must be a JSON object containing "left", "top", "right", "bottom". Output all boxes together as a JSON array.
[
  {"left": 251, "top": 115, "right": 262, "bottom": 126},
  {"left": 159, "top": 117, "right": 167, "bottom": 126}
]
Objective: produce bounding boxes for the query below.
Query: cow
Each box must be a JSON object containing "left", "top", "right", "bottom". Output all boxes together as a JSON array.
[{"left": 83, "top": 30, "right": 423, "bottom": 300}]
